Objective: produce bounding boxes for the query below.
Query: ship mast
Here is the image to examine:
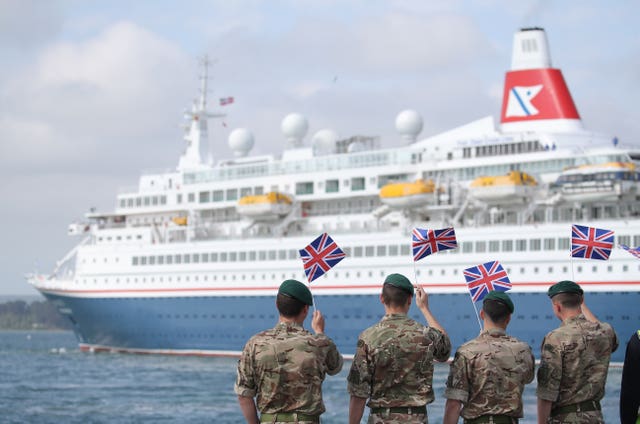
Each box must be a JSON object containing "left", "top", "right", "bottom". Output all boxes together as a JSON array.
[{"left": 178, "top": 56, "right": 226, "bottom": 171}]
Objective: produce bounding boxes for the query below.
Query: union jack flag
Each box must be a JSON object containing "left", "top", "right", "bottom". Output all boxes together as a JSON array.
[
  {"left": 412, "top": 227, "right": 458, "bottom": 261},
  {"left": 620, "top": 244, "right": 640, "bottom": 260},
  {"left": 463, "top": 261, "right": 511, "bottom": 303},
  {"left": 299, "top": 233, "right": 346, "bottom": 283},
  {"left": 219, "top": 96, "right": 234, "bottom": 106},
  {"left": 571, "top": 224, "right": 614, "bottom": 261}
]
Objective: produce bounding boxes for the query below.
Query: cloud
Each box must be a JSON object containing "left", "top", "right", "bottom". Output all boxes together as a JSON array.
[{"left": 0, "top": 21, "right": 192, "bottom": 176}]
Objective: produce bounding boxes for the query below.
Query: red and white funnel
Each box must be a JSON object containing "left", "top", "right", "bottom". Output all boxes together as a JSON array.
[{"left": 500, "top": 28, "right": 583, "bottom": 133}]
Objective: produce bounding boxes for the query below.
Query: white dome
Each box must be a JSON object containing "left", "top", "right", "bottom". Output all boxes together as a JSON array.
[
  {"left": 395, "top": 109, "right": 423, "bottom": 143},
  {"left": 281, "top": 113, "right": 308, "bottom": 147},
  {"left": 347, "top": 141, "right": 365, "bottom": 153},
  {"left": 228, "top": 128, "right": 255, "bottom": 157},
  {"left": 312, "top": 129, "right": 338, "bottom": 154}
]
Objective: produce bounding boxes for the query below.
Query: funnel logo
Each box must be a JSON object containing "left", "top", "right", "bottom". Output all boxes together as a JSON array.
[{"left": 505, "top": 85, "right": 543, "bottom": 117}]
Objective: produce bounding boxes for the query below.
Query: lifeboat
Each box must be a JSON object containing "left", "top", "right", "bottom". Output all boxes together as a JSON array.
[
  {"left": 469, "top": 171, "right": 537, "bottom": 203},
  {"left": 379, "top": 179, "right": 435, "bottom": 208},
  {"left": 171, "top": 217, "right": 188, "bottom": 226},
  {"left": 236, "top": 192, "right": 293, "bottom": 220},
  {"left": 554, "top": 162, "right": 639, "bottom": 202}
]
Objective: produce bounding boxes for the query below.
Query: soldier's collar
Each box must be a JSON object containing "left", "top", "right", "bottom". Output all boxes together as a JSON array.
[{"left": 483, "top": 328, "right": 506, "bottom": 337}]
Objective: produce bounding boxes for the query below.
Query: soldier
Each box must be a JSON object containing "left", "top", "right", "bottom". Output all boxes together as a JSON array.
[
  {"left": 620, "top": 330, "right": 640, "bottom": 424},
  {"left": 235, "top": 279, "right": 343, "bottom": 424},
  {"left": 537, "top": 280, "right": 618, "bottom": 424},
  {"left": 347, "top": 273, "right": 451, "bottom": 424},
  {"left": 443, "top": 290, "right": 535, "bottom": 424}
]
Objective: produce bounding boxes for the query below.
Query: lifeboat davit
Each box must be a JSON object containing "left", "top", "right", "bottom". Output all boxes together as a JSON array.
[
  {"left": 236, "top": 192, "right": 293, "bottom": 220},
  {"left": 554, "top": 162, "right": 639, "bottom": 202},
  {"left": 469, "top": 171, "right": 537, "bottom": 203},
  {"left": 379, "top": 179, "right": 435, "bottom": 208}
]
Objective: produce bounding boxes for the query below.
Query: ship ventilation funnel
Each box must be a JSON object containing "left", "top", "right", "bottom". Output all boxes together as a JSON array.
[{"left": 500, "top": 27, "right": 583, "bottom": 134}]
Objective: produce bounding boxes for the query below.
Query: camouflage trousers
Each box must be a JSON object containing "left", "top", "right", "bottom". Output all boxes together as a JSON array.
[
  {"left": 547, "top": 410, "right": 604, "bottom": 424},
  {"left": 368, "top": 412, "right": 427, "bottom": 424}
]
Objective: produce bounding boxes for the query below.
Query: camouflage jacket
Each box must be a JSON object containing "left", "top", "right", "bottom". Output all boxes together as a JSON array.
[
  {"left": 444, "top": 328, "right": 535, "bottom": 419},
  {"left": 537, "top": 314, "right": 619, "bottom": 407},
  {"left": 234, "top": 321, "right": 343, "bottom": 415},
  {"left": 347, "top": 313, "right": 451, "bottom": 407}
]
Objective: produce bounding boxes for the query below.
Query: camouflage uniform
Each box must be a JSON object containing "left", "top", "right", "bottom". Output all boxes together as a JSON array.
[
  {"left": 537, "top": 314, "right": 618, "bottom": 424},
  {"left": 234, "top": 321, "right": 343, "bottom": 423},
  {"left": 444, "top": 328, "right": 535, "bottom": 422},
  {"left": 347, "top": 313, "right": 451, "bottom": 424}
]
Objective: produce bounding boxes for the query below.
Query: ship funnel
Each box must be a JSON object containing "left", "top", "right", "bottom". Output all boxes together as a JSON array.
[{"left": 500, "top": 28, "right": 583, "bottom": 133}]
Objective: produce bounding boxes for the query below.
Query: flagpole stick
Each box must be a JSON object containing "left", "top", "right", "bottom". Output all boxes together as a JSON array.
[
  {"left": 412, "top": 261, "right": 419, "bottom": 285},
  {"left": 471, "top": 299, "right": 483, "bottom": 332}
]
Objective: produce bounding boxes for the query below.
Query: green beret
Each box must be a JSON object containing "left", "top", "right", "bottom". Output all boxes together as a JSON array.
[
  {"left": 547, "top": 280, "right": 584, "bottom": 298},
  {"left": 483, "top": 290, "right": 514, "bottom": 313},
  {"left": 384, "top": 273, "right": 414, "bottom": 295},
  {"left": 278, "top": 279, "right": 313, "bottom": 305}
]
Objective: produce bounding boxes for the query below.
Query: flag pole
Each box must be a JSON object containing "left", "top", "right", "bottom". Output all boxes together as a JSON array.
[{"left": 469, "top": 295, "right": 483, "bottom": 332}]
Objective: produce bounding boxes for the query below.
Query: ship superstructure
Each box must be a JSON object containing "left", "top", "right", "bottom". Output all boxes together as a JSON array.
[{"left": 29, "top": 28, "right": 640, "bottom": 361}]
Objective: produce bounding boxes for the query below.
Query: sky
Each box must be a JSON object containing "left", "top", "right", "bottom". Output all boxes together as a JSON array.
[{"left": 1, "top": 0, "right": 639, "bottom": 295}]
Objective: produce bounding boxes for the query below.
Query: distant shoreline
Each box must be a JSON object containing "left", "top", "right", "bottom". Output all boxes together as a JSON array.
[{"left": 0, "top": 299, "right": 71, "bottom": 330}]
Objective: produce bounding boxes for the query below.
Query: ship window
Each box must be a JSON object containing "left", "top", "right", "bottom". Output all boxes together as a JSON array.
[
  {"left": 548, "top": 267, "right": 553, "bottom": 273},
  {"left": 351, "top": 177, "right": 365, "bottom": 191},
  {"left": 166, "top": 255, "right": 173, "bottom": 264},
  {"left": 127, "top": 198, "right": 133, "bottom": 207},
  {"left": 401, "top": 245, "right": 410, "bottom": 256},
  {"left": 530, "top": 239, "right": 541, "bottom": 251},
  {"left": 152, "top": 196, "right": 158, "bottom": 206},
  {"left": 354, "top": 247, "right": 363, "bottom": 257},
  {"left": 157, "top": 255, "right": 164, "bottom": 265},
  {"left": 254, "top": 186, "right": 264, "bottom": 195},
  {"left": 365, "top": 246, "right": 374, "bottom": 257},
  {"left": 184, "top": 254, "right": 190, "bottom": 264},
  {"left": 558, "top": 237, "right": 570, "bottom": 250},
  {"left": 213, "top": 190, "right": 224, "bottom": 202},
  {"left": 132, "top": 257, "right": 139, "bottom": 266},
  {"left": 475, "top": 241, "right": 486, "bottom": 253},
  {"left": 441, "top": 269, "right": 446, "bottom": 276},
  {"left": 278, "top": 250, "right": 286, "bottom": 260},
  {"left": 592, "top": 266, "right": 598, "bottom": 273},
  {"left": 136, "top": 197, "right": 142, "bottom": 207},
  {"left": 199, "top": 191, "right": 210, "bottom": 203},
  {"left": 268, "top": 251, "right": 276, "bottom": 260},
  {"left": 220, "top": 252, "right": 228, "bottom": 261},
  {"left": 533, "top": 267, "right": 539, "bottom": 273},
  {"left": 230, "top": 252, "right": 237, "bottom": 262},
  {"left": 576, "top": 266, "right": 582, "bottom": 273},
  {"left": 187, "top": 193, "right": 195, "bottom": 203},
  {"left": 226, "top": 189, "right": 237, "bottom": 201},
  {"left": 240, "top": 187, "right": 252, "bottom": 197},
  {"left": 175, "top": 254, "right": 182, "bottom": 264},
  {"left": 377, "top": 246, "right": 386, "bottom": 256},
  {"left": 211, "top": 252, "right": 218, "bottom": 262},
  {"left": 144, "top": 196, "right": 150, "bottom": 206},
  {"left": 544, "top": 238, "right": 555, "bottom": 250},
  {"left": 389, "top": 245, "right": 398, "bottom": 256},
  {"left": 634, "top": 235, "right": 640, "bottom": 246},
  {"left": 520, "top": 267, "right": 525, "bottom": 274},
  {"left": 619, "top": 235, "right": 631, "bottom": 246},
  {"left": 119, "top": 199, "right": 126, "bottom": 208},
  {"left": 295, "top": 182, "right": 314, "bottom": 195},
  {"left": 462, "top": 242, "right": 473, "bottom": 253},
  {"left": 489, "top": 241, "right": 499, "bottom": 252},
  {"left": 326, "top": 179, "right": 339, "bottom": 193},
  {"left": 607, "top": 265, "right": 612, "bottom": 272},
  {"left": 149, "top": 256, "right": 155, "bottom": 265},
  {"left": 201, "top": 253, "right": 209, "bottom": 262},
  {"left": 343, "top": 247, "right": 351, "bottom": 256},
  {"left": 562, "top": 266, "right": 567, "bottom": 272},
  {"left": 428, "top": 270, "right": 433, "bottom": 276},
  {"left": 516, "top": 239, "right": 527, "bottom": 251},
  {"left": 258, "top": 251, "right": 266, "bottom": 260},
  {"left": 192, "top": 254, "right": 199, "bottom": 263},
  {"left": 249, "top": 251, "right": 256, "bottom": 261},
  {"left": 160, "top": 195, "right": 166, "bottom": 205},
  {"left": 239, "top": 252, "right": 246, "bottom": 261},
  {"left": 288, "top": 250, "right": 297, "bottom": 260},
  {"left": 623, "top": 265, "right": 628, "bottom": 272},
  {"left": 140, "top": 257, "right": 147, "bottom": 265}
]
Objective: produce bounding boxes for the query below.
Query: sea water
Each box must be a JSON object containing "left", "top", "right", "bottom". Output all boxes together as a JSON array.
[{"left": 0, "top": 331, "right": 622, "bottom": 423}]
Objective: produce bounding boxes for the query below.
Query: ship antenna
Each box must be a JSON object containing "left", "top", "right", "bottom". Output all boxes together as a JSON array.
[{"left": 177, "top": 55, "right": 226, "bottom": 171}]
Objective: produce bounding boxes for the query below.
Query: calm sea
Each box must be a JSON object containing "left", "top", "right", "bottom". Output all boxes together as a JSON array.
[{"left": 0, "top": 330, "right": 622, "bottom": 423}]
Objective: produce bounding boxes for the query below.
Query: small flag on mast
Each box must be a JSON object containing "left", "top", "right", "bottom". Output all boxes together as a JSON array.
[
  {"left": 219, "top": 96, "right": 234, "bottom": 106},
  {"left": 571, "top": 224, "right": 614, "bottom": 260},
  {"left": 299, "top": 233, "right": 346, "bottom": 283},
  {"left": 412, "top": 227, "right": 457, "bottom": 261},
  {"left": 463, "top": 261, "right": 511, "bottom": 303}
]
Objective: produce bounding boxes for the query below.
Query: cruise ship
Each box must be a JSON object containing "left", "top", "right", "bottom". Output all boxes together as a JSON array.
[{"left": 28, "top": 28, "right": 640, "bottom": 361}]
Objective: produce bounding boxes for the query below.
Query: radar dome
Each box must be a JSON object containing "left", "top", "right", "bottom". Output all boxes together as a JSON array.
[
  {"left": 281, "top": 113, "right": 309, "bottom": 147},
  {"left": 228, "top": 128, "right": 255, "bottom": 157},
  {"left": 395, "top": 109, "right": 423, "bottom": 143},
  {"left": 312, "top": 129, "right": 338, "bottom": 155},
  {"left": 347, "top": 141, "right": 366, "bottom": 153}
]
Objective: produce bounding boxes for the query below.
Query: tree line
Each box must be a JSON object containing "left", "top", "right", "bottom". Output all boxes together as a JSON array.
[{"left": 0, "top": 300, "right": 72, "bottom": 330}]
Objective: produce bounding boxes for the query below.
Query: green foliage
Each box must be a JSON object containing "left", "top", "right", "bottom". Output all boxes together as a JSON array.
[{"left": 0, "top": 300, "right": 72, "bottom": 330}]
